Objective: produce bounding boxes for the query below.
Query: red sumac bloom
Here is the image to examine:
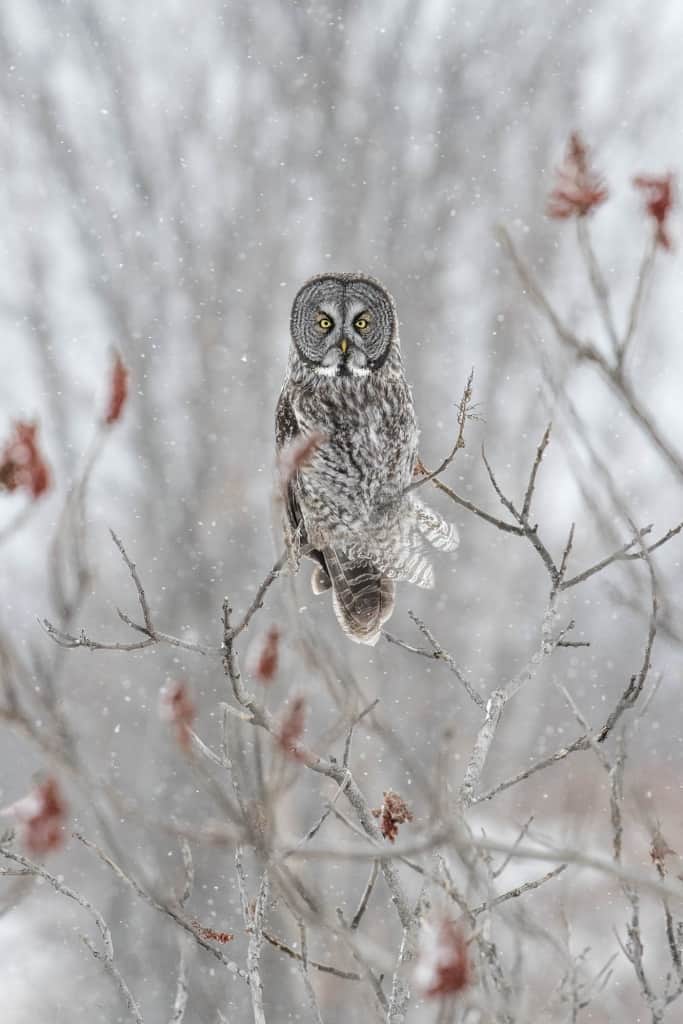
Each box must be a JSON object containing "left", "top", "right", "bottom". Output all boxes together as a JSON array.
[
  {"left": 633, "top": 173, "right": 675, "bottom": 249},
  {"left": 547, "top": 132, "right": 608, "bottom": 219},
  {"left": 104, "top": 351, "right": 129, "bottom": 425},
  {"left": 372, "top": 790, "right": 413, "bottom": 843},
  {"left": 0, "top": 421, "right": 51, "bottom": 500},
  {"left": 278, "top": 431, "right": 327, "bottom": 488},
  {"left": 159, "top": 681, "right": 196, "bottom": 751},
  {"left": 415, "top": 918, "right": 471, "bottom": 999},
  {"left": 3, "top": 777, "right": 67, "bottom": 856},
  {"left": 246, "top": 626, "right": 281, "bottom": 683},
  {"left": 276, "top": 694, "right": 306, "bottom": 761},
  {"left": 192, "top": 921, "right": 235, "bottom": 943}
]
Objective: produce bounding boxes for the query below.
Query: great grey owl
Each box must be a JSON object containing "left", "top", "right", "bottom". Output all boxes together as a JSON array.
[{"left": 275, "top": 272, "right": 458, "bottom": 645}]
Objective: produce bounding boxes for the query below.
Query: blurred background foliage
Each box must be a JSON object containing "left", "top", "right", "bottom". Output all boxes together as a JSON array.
[{"left": 1, "top": 1, "right": 682, "bottom": 1020}]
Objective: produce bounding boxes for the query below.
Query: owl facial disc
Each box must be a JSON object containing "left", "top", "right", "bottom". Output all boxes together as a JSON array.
[{"left": 290, "top": 273, "right": 396, "bottom": 375}]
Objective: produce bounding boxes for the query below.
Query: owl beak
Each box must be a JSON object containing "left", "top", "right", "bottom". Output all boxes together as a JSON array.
[{"left": 340, "top": 338, "right": 349, "bottom": 355}]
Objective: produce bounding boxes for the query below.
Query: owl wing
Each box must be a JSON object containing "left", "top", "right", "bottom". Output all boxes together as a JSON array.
[
  {"left": 275, "top": 386, "right": 303, "bottom": 540},
  {"left": 358, "top": 498, "right": 457, "bottom": 592},
  {"left": 275, "top": 386, "right": 328, "bottom": 576},
  {"left": 412, "top": 497, "right": 459, "bottom": 552}
]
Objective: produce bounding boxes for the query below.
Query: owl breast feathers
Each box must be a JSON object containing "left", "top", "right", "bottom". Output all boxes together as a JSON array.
[{"left": 276, "top": 272, "right": 458, "bottom": 645}]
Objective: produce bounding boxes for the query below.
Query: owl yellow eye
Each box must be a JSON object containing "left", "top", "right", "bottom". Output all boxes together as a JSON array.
[
  {"left": 354, "top": 317, "right": 369, "bottom": 331},
  {"left": 318, "top": 317, "right": 332, "bottom": 330}
]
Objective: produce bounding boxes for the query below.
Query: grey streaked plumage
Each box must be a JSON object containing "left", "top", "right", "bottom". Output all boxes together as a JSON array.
[{"left": 276, "top": 272, "right": 458, "bottom": 645}]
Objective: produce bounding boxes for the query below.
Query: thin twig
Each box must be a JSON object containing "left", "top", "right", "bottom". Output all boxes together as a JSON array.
[
  {"left": 42, "top": 538, "right": 287, "bottom": 659},
  {"left": 386, "top": 928, "right": 411, "bottom": 1024},
  {"left": 499, "top": 223, "right": 683, "bottom": 484},
  {"left": 296, "top": 919, "right": 325, "bottom": 1024},
  {"left": 577, "top": 218, "right": 620, "bottom": 359},
  {"left": 226, "top": 553, "right": 288, "bottom": 641},
  {"left": 470, "top": 864, "right": 567, "bottom": 917},
  {"left": 169, "top": 940, "right": 190, "bottom": 1024},
  {"left": 73, "top": 832, "right": 247, "bottom": 978},
  {"left": 404, "top": 370, "right": 474, "bottom": 495},
  {"left": 621, "top": 230, "right": 658, "bottom": 369},
  {"left": 260, "top": 930, "right": 361, "bottom": 980},
  {"left": 497, "top": 225, "right": 602, "bottom": 363},
  {"left": 220, "top": 604, "right": 415, "bottom": 932},
  {"left": 0, "top": 847, "right": 143, "bottom": 1023},
  {"left": 344, "top": 699, "right": 380, "bottom": 766},
  {"left": 424, "top": 476, "right": 525, "bottom": 535},
  {"left": 522, "top": 423, "right": 552, "bottom": 520},
  {"left": 109, "top": 528, "right": 155, "bottom": 634},
  {"left": 493, "top": 816, "right": 535, "bottom": 878},
  {"left": 560, "top": 522, "right": 683, "bottom": 591},
  {"left": 246, "top": 872, "right": 270, "bottom": 1024},
  {"left": 351, "top": 860, "right": 380, "bottom": 931},
  {"left": 400, "top": 611, "right": 483, "bottom": 708},
  {"left": 482, "top": 445, "right": 559, "bottom": 583}
]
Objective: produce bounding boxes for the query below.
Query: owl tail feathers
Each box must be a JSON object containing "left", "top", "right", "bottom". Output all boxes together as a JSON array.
[
  {"left": 323, "top": 548, "right": 395, "bottom": 646},
  {"left": 413, "top": 497, "right": 459, "bottom": 552}
]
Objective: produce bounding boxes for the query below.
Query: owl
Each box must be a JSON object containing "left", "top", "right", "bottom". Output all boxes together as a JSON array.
[{"left": 275, "top": 272, "right": 458, "bottom": 645}]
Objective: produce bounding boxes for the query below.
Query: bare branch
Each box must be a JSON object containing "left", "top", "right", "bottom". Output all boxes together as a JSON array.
[
  {"left": 73, "top": 832, "right": 247, "bottom": 978},
  {"left": 557, "top": 521, "right": 576, "bottom": 588},
  {"left": 405, "top": 370, "right": 474, "bottom": 495},
  {"left": 499, "top": 224, "right": 683, "bottom": 483},
  {"left": 260, "top": 930, "right": 361, "bottom": 980},
  {"left": 226, "top": 552, "right": 288, "bottom": 642},
  {"left": 0, "top": 846, "right": 143, "bottom": 1022},
  {"left": 470, "top": 864, "right": 567, "bottom": 917},
  {"left": 576, "top": 217, "right": 620, "bottom": 359},
  {"left": 522, "top": 422, "right": 552, "bottom": 520},
  {"left": 482, "top": 445, "right": 559, "bottom": 583},
  {"left": 40, "top": 619, "right": 156, "bottom": 653},
  {"left": 422, "top": 475, "right": 525, "bottom": 535},
  {"left": 221, "top": 602, "right": 416, "bottom": 932},
  {"left": 169, "top": 941, "right": 190, "bottom": 1024},
  {"left": 109, "top": 528, "right": 155, "bottom": 635},
  {"left": 296, "top": 919, "right": 326, "bottom": 1024},
  {"left": 496, "top": 225, "right": 602, "bottom": 364},
  {"left": 396, "top": 611, "right": 484, "bottom": 708},
  {"left": 621, "top": 230, "right": 658, "bottom": 370},
  {"left": 560, "top": 521, "right": 683, "bottom": 591},
  {"left": 459, "top": 689, "right": 505, "bottom": 808},
  {"left": 386, "top": 928, "right": 411, "bottom": 1024},
  {"left": 41, "top": 536, "right": 287, "bottom": 659},
  {"left": 344, "top": 699, "right": 380, "bottom": 766},
  {"left": 246, "top": 872, "right": 270, "bottom": 1024},
  {"left": 351, "top": 860, "right": 380, "bottom": 931},
  {"left": 597, "top": 561, "right": 657, "bottom": 743},
  {"left": 493, "top": 816, "right": 535, "bottom": 878}
]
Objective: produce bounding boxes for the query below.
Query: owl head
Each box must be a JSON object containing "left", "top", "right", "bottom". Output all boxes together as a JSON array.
[{"left": 290, "top": 273, "right": 397, "bottom": 377}]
